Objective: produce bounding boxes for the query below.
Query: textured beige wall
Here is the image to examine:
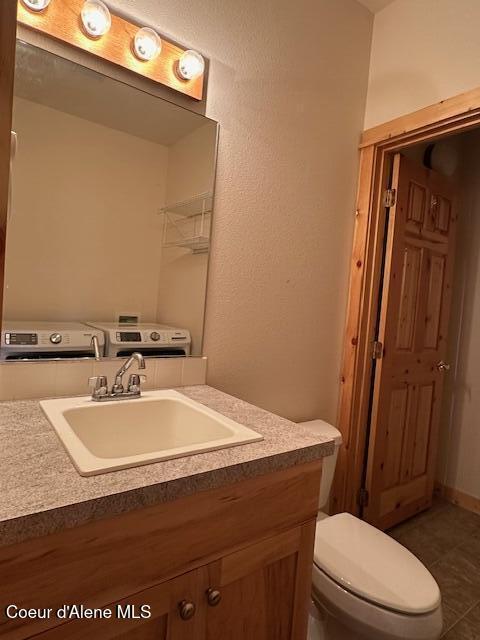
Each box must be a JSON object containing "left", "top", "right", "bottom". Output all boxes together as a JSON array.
[
  {"left": 157, "top": 124, "right": 216, "bottom": 355},
  {"left": 437, "top": 131, "right": 480, "bottom": 499},
  {"left": 105, "top": 0, "right": 373, "bottom": 422},
  {"left": 6, "top": 97, "right": 167, "bottom": 322},
  {"left": 365, "top": 0, "right": 480, "bottom": 128},
  {"left": 165, "top": 124, "right": 216, "bottom": 205}
]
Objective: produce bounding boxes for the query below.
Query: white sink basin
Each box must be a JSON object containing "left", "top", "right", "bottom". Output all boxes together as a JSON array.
[{"left": 40, "top": 389, "right": 263, "bottom": 476}]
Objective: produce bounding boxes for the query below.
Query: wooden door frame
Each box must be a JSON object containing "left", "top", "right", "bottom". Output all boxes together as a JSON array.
[
  {"left": 331, "top": 86, "right": 480, "bottom": 516},
  {"left": 0, "top": 0, "right": 18, "bottom": 326}
]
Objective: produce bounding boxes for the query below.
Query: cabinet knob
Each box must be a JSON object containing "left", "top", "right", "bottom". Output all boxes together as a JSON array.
[
  {"left": 206, "top": 588, "right": 222, "bottom": 607},
  {"left": 178, "top": 600, "right": 196, "bottom": 620}
]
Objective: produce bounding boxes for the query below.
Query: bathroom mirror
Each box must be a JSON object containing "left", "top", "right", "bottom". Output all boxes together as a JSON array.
[{"left": 1, "top": 40, "right": 218, "bottom": 361}]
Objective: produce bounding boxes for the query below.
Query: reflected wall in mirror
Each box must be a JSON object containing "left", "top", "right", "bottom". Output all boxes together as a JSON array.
[{"left": 1, "top": 40, "right": 218, "bottom": 361}]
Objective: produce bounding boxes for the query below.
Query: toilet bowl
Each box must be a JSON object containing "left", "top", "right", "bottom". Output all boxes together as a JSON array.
[{"left": 300, "top": 420, "right": 443, "bottom": 640}]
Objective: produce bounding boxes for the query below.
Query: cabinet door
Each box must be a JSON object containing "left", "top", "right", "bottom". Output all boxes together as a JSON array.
[
  {"left": 33, "top": 569, "right": 207, "bottom": 640},
  {"left": 204, "top": 522, "right": 315, "bottom": 640}
]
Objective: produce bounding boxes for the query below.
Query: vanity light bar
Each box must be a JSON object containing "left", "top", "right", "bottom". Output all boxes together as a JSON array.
[{"left": 17, "top": 0, "right": 206, "bottom": 100}]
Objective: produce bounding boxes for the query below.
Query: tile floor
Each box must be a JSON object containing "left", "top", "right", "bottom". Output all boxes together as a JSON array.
[{"left": 389, "top": 500, "right": 480, "bottom": 639}]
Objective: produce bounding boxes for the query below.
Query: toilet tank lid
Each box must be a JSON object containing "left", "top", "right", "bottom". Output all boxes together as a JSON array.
[
  {"left": 314, "top": 513, "right": 441, "bottom": 615},
  {"left": 299, "top": 420, "right": 342, "bottom": 446}
]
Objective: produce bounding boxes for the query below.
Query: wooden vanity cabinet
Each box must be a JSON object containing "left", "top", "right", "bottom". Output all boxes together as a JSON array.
[
  {"left": 33, "top": 524, "right": 313, "bottom": 640},
  {"left": 0, "top": 460, "right": 321, "bottom": 640}
]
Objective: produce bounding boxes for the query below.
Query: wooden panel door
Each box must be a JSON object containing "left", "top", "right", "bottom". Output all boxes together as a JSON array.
[
  {"left": 205, "top": 523, "right": 315, "bottom": 640},
  {"left": 34, "top": 569, "right": 208, "bottom": 640},
  {"left": 364, "top": 154, "right": 458, "bottom": 530}
]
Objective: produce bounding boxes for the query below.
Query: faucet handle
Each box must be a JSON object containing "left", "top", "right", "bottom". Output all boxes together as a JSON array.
[
  {"left": 127, "top": 373, "right": 147, "bottom": 393},
  {"left": 89, "top": 376, "right": 108, "bottom": 396}
]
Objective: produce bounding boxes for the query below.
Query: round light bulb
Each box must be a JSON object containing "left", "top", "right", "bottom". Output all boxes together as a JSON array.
[
  {"left": 81, "top": 0, "right": 111, "bottom": 38},
  {"left": 178, "top": 50, "right": 205, "bottom": 81},
  {"left": 21, "top": 0, "right": 51, "bottom": 11},
  {"left": 134, "top": 27, "right": 162, "bottom": 61}
]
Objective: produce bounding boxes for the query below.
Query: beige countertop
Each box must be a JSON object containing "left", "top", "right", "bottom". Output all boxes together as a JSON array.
[{"left": 0, "top": 385, "right": 334, "bottom": 547}]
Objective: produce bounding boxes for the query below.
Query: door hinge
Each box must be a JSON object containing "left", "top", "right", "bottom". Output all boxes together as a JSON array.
[
  {"left": 383, "top": 188, "right": 396, "bottom": 207},
  {"left": 358, "top": 487, "right": 369, "bottom": 508},
  {"left": 372, "top": 340, "right": 383, "bottom": 360}
]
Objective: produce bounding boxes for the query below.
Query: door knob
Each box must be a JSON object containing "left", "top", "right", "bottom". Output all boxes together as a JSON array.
[
  {"left": 206, "top": 588, "right": 222, "bottom": 606},
  {"left": 178, "top": 600, "right": 196, "bottom": 620},
  {"left": 437, "top": 360, "right": 451, "bottom": 372}
]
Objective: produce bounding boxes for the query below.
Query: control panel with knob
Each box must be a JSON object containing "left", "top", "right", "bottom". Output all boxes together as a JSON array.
[
  {"left": 150, "top": 331, "right": 161, "bottom": 342},
  {"left": 50, "top": 333, "right": 62, "bottom": 344}
]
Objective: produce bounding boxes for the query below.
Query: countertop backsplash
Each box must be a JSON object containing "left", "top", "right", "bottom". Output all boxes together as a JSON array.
[{"left": 0, "top": 356, "right": 207, "bottom": 401}]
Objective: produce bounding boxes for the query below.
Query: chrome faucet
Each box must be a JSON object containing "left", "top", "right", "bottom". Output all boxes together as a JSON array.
[
  {"left": 90, "top": 334, "right": 101, "bottom": 361},
  {"left": 112, "top": 352, "right": 146, "bottom": 394},
  {"left": 89, "top": 352, "right": 147, "bottom": 402}
]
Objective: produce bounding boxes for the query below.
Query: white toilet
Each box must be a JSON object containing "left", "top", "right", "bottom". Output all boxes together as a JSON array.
[{"left": 301, "top": 420, "right": 443, "bottom": 640}]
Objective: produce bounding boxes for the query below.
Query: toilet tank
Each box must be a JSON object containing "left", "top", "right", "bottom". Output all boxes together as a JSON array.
[{"left": 299, "top": 420, "right": 343, "bottom": 511}]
